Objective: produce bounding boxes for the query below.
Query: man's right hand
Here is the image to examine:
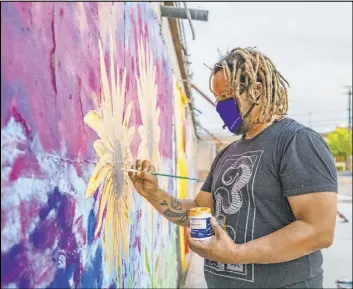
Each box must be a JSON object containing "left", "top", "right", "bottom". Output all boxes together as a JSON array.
[
  {"left": 128, "top": 159, "right": 213, "bottom": 227},
  {"left": 128, "top": 159, "right": 159, "bottom": 199}
]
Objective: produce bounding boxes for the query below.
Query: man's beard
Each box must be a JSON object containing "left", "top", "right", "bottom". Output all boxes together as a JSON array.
[{"left": 233, "top": 121, "right": 248, "bottom": 136}]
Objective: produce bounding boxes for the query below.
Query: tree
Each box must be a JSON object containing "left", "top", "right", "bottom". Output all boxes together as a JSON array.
[{"left": 325, "top": 127, "right": 352, "bottom": 161}]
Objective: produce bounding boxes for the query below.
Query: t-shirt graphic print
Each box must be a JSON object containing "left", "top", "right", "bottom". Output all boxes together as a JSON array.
[{"left": 205, "top": 150, "right": 263, "bottom": 282}]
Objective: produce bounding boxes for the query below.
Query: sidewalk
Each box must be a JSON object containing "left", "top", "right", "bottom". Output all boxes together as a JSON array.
[{"left": 184, "top": 179, "right": 352, "bottom": 288}]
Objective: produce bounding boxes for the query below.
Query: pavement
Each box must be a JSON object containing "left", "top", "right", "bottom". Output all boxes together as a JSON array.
[{"left": 183, "top": 175, "right": 352, "bottom": 289}]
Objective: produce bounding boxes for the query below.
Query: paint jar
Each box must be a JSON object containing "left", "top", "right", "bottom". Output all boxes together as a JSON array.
[{"left": 190, "top": 207, "right": 213, "bottom": 241}]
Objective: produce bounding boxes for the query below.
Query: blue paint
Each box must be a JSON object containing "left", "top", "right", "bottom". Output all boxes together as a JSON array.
[
  {"left": 80, "top": 245, "right": 103, "bottom": 288},
  {"left": 19, "top": 276, "right": 31, "bottom": 289},
  {"left": 47, "top": 268, "right": 70, "bottom": 289},
  {"left": 1, "top": 243, "right": 25, "bottom": 285},
  {"left": 39, "top": 187, "right": 63, "bottom": 220},
  {"left": 30, "top": 219, "right": 56, "bottom": 250},
  {"left": 57, "top": 193, "right": 75, "bottom": 231},
  {"left": 87, "top": 209, "right": 95, "bottom": 246}
]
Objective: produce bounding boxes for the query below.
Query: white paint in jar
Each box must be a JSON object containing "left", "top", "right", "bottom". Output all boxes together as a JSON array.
[{"left": 190, "top": 207, "right": 213, "bottom": 241}]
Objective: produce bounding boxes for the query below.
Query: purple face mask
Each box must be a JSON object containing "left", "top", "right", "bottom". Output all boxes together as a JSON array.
[
  {"left": 216, "top": 98, "right": 242, "bottom": 134},
  {"left": 216, "top": 98, "right": 256, "bottom": 134}
]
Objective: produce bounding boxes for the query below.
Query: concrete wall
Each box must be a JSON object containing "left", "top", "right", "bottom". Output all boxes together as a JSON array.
[{"left": 1, "top": 2, "right": 194, "bottom": 288}]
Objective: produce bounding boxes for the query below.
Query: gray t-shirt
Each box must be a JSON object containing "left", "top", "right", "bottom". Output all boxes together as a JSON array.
[{"left": 201, "top": 118, "right": 337, "bottom": 288}]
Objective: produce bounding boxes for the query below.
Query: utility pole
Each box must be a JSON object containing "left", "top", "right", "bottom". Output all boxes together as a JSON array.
[
  {"left": 348, "top": 86, "right": 352, "bottom": 133},
  {"left": 309, "top": 110, "right": 312, "bottom": 128},
  {"left": 346, "top": 86, "right": 352, "bottom": 171}
]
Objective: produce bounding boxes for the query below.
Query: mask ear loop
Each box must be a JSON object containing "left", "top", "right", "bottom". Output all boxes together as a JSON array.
[{"left": 241, "top": 94, "right": 261, "bottom": 120}]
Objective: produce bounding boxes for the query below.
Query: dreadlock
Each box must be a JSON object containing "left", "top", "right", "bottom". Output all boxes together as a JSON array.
[{"left": 209, "top": 47, "right": 290, "bottom": 124}]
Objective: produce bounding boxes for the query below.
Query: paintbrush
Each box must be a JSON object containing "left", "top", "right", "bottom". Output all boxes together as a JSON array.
[{"left": 121, "top": 168, "right": 203, "bottom": 182}]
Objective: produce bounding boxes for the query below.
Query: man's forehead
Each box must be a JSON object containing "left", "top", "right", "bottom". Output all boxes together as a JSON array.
[{"left": 211, "top": 71, "right": 241, "bottom": 88}]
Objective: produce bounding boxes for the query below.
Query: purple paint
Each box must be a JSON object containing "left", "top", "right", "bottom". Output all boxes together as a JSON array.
[
  {"left": 9, "top": 153, "right": 41, "bottom": 182},
  {"left": 31, "top": 219, "right": 59, "bottom": 250},
  {"left": 134, "top": 236, "right": 142, "bottom": 255},
  {"left": 11, "top": 105, "right": 32, "bottom": 139}
]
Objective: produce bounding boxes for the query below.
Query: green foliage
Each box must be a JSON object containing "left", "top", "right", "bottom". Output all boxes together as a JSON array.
[
  {"left": 326, "top": 128, "right": 352, "bottom": 160},
  {"left": 145, "top": 246, "right": 151, "bottom": 276},
  {"left": 336, "top": 164, "right": 345, "bottom": 171}
]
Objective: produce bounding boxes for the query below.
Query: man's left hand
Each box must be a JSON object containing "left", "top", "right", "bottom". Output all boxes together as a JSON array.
[{"left": 187, "top": 217, "right": 240, "bottom": 264}]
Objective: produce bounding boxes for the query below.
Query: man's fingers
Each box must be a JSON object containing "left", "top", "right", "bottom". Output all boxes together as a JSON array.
[
  {"left": 187, "top": 232, "right": 210, "bottom": 258},
  {"left": 142, "top": 160, "right": 150, "bottom": 171},
  {"left": 211, "top": 217, "right": 223, "bottom": 239},
  {"left": 129, "top": 164, "right": 137, "bottom": 180},
  {"left": 148, "top": 164, "right": 156, "bottom": 173},
  {"left": 136, "top": 159, "right": 142, "bottom": 171},
  {"left": 139, "top": 170, "right": 155, "bottom": 183}
]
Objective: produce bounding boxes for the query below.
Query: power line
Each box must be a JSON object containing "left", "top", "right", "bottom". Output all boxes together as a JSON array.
[{"left": 347, "top": 86, "right": 352, "bottom": 132}]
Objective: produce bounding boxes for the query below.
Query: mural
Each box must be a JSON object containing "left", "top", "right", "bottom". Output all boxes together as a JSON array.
[
  {"left": 1, "top": 2, "right": 180, "bottom": 288},
  {"left": 136, "top": 37, "right": 161, "bottom": 246},
  {"left": 174, "top": 81, "right": 190, "bottom": 271},
  {"left": 84, "top": 29, "right": 135, "bottom": 275}
]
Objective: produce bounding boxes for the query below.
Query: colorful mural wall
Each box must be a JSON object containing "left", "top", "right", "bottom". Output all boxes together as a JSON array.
[
  {"left": 1, "top": 2, "right": 185, "bottom": 288},
  {"left": 174, "top": 81, "right": 189, "bottom": 271}
]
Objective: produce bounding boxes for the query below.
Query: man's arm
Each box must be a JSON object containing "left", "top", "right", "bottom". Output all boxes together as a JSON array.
[
  {"left": 233, "top": 192, "right": 337, "bottom": 264},
  {"left": 188, "top": 191, "right": 337, "bottom": 265},
  {"left": 147, "top": 190, "right": 213, "bottom": 227},
  {"left": 128, "top": 159, "right": 214, "bottom": 227}
]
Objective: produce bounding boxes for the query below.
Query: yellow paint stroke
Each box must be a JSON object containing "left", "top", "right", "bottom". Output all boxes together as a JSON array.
[
  {"left": 84, "top": 27, "right": 135, "bottom": 274},
  {"left": 136, "top": 38, "right": 161, "bottom": 239},
  {"left": 174, "top": 80, "right": 189, "bottom": 271}
]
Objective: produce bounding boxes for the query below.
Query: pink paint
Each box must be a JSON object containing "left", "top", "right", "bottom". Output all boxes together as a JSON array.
[
  {"left": 1, "top": 3, "right": 60, "bottom": 152},
  {"left": 137, "top": 5, "right": 144, "bottom": 39},
  {"left": 11, "top": 104, "right": 32, "bottom": 140},
  {"left": 19, "top": 200, "right": 41, "bottom": 241},
  {"left": 129, "top": 8, "right": 140, "bottom": 68},
  {"left": 74, "top": 216, "right": 86, "bottom": 246},
  {"left": 9, "top": 153, "right": 41, "bottom": 182},
  {"left": 88, "top": 68, "right": 98, "bottom": 91},
  {"left": 35, "top": 267, "right": 56, "bottom": 288}
]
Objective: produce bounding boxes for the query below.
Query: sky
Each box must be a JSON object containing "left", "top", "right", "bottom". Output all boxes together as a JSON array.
[{"left": 183, "top": 2, "right": 352, "bottom": 138}]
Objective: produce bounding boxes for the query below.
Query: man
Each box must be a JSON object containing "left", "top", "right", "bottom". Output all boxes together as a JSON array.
[{"left": 129, "top": 47, "right": 338, "bottom": 288}]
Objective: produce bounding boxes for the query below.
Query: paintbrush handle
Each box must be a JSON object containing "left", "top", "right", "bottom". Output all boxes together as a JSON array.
[
  {"left": 121, "top": 168, "right": 202, "bottom": 182},
  {"left": 152, "top": 172, "right": 201, "bottom": 182}
]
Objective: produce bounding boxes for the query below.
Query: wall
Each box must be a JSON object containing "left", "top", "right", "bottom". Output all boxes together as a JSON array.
[
  {"left": 197, "top": 141, "right": 217, "bottom": 181},
  {"left": 174, "top": 81, "right": 190, "bottom": 272},
  {"left": 1, "top": 2, "right": 188, "bottom": 288}
]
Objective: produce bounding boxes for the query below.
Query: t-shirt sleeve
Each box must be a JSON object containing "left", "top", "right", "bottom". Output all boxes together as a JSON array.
[
  {"left": 280, "top": 128, "right": 338, "bottom": 197},
  {"left": 201, "top": 169, "right": 213, "bottom": 193},
  {"left": 200, "top": 146, "right": 229, "bottom": 193}
]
